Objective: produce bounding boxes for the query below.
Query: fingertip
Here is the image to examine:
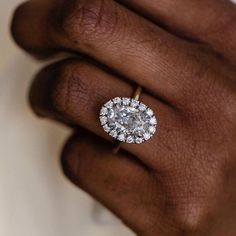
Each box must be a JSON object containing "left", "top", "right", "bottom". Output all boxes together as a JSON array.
[
  {"left": 60, "top": 133, "right": 82, "bottom": 184},
  {"left": 60, "top": 131, "right": 112, "bottom": 185},
  {"left": 10, "top": 1, "right": 58, "bottom": 58},
  {"left": 11, "top": 1, "right": 29, "bottom": 48},
  {"left": 28, "top": 62, "right": 59, "bottom": 117}
]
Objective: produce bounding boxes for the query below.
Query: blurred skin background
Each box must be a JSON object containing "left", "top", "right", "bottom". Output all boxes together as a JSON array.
[{"left": 0, "top": 0, "right": 134, "bottom": 235}]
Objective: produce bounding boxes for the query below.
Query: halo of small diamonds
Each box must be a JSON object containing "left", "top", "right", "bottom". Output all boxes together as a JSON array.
[{"left": 99, "top": 97, "right": 157, "bottom": 144}]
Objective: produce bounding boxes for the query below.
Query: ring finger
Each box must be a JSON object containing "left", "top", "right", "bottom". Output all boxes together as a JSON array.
[{"left": 30, "top": 59, "right": 180, "bottom": 169}]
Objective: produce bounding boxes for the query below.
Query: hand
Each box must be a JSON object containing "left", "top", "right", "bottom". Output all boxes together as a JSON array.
[{"left": 11, "top": 1, "right": 236, "bottom": 235}]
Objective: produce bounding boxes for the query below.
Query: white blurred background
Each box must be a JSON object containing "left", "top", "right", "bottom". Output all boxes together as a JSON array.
[{"left": 0, "top": 1, "right": 134, "bottom": 235}]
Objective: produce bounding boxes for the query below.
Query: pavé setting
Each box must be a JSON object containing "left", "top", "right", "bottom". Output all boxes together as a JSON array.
[{"left": 100, "top": 97, "right": 157, "bottom": 144}]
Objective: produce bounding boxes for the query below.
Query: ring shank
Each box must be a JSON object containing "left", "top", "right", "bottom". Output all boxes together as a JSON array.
[{"left": 112, "top": 86, "right": 142, "bottom": 154}]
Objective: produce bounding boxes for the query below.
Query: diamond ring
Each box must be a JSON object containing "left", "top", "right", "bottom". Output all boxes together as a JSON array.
[{"left": 99, "top": 86, "right": 157, "bottom": 153}]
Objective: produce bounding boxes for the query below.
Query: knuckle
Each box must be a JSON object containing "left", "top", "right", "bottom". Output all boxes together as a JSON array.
[
  {"left": 173, "top": 200, "right": 204, "bottom": 232},
  {"left": 51, "top": 61, "right": 91, "bottom": 117},
  {"left": 182, "top": 62, "right": 236, "bottom": 134},
  {"left": 165, "top": 184, "right": 207, "bottom": 231},
  {"left": 217, "top": 80, "right": 236, "bottom": 123},
  {"left": 58, "top": 0, "right": 119, "bottom": 43},
  {"left": 178, "top": 49, "right": 236, "bottom": 119},
  {"left": 209, "top": 10, "right": 236, "bottom": 39},
  {"left": 157, "top": 166, "right": 223, "bottom": 233},
  {"left": 198, "top": 6, "right": 236, "bottom": 41},
  {"left": 176, "top": 53, "right": 211, "bottom": 109}
]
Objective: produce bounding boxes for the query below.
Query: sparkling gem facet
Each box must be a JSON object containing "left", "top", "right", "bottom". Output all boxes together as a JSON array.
[
  {"left": 113, "top": 97, "right": 122, "bottom": 104},
  {"left": 139, "top": 104, "right": 147, "bottom": 111},
  {"left": 100, "top": 107, "right": 108, "bottom": 116},
  {"left": 110, "top": 130, "right": 118, "bottom": 138},
  {"left": 100, "top": 97, "right": 157, "bottom": 144},
  {"left": 150, "top": 117, "right": 157, "bottom": 125},
  {"left": 100, "top": 116, "right": 107, "bottom": 125},
  {"left": 103, "top": 125, "right": 110, "bottom": 132},
  {"left": 144, "top": 133, "right": 151, "bottom": 140},
  {"left": 118, "top": 134, "right": 126, "bottom": 142},
  {"left": 126, "top": 136, "right": 134, "bottom": 143}
]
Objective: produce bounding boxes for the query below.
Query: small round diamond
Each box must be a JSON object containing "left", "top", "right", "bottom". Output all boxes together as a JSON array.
[
  {"left": 139, "top": 104, "right": 147, "bottom": 111},
  {"left": 126, "top": 136, "right": 134, "bottom": 143},
  {"left": 113, "top": 97, "right": 122, "bottom": 104},
  {"left": 100, "top": 107, "right": 108, "bottom": 116},
  {"left": 144, "top": 133, "right": 151, "bottom": 140},
  {"left": 103, "top": 125, "right": 111, "bottom": 132},
  {"left": 100, "top": 97, "right": 157, "bottom": 144},
  {"left": 122, "top": 98, "right": 130, "bottom": 105},
  {"left": 130, "top": 100, "right": 139, "bottom": 108},
  {"left": 136, "top": 138, "right": 143, "bottom": 144},
  {"left": 110, "top": 130, "right": 118, "bottom": 138},
  {"left": 105, "top": 101, "right": 113, "bottom": 108},
  {"left": 100, "top": 116, "right": 107, "bottom": 125},
  {"left": 149, "top": 126, "right": 156, "bottom": 134},
  {"left": 150, "top": 117, "right": 157, "bottom": 125},
  {"left": 118, "top": 134, "right": 126, "bottom": 142},
  {"left": 146, "top": 109, "right": 154, "bottom": 116}
]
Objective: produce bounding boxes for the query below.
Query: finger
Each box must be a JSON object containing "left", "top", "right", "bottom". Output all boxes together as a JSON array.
[
  {"left": 30, "top": 59, "right": 179, "bottom": 169},
  {"left": 27, "top": 62, "right": 78, "bottom": 127},
  {"left": 12, "top": 0, "right": 200, "bottom": 103},
  {"left": 119, "top": 0, "right": 236, "bottom": 62},
  {"left": 62, "top": 131, "right": 175, "bottom": 235}
]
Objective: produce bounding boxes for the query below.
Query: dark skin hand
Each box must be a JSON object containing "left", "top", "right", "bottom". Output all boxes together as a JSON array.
[{"left": 11, "top": 0, "right": 236, "bottom": 235}]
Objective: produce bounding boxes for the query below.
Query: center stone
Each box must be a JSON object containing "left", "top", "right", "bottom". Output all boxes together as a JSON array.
[
  {"left": 100, "top": 97, "right": 157, "bottom": 144},
  {"left": 109, "top": 105, "right": 147, "bottom": 134}
]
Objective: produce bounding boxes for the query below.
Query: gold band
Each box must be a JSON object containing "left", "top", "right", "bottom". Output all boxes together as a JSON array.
[
  {"left": 112, "top": 86, "right": 142, "bottom": 154},
  {"left": 132, "top": 86, "right": 142, "bottom": 101}
]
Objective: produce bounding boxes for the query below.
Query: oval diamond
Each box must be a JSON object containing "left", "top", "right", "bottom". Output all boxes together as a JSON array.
[{"left": 100, "top": 97, "right": 157, "bottom": 144}]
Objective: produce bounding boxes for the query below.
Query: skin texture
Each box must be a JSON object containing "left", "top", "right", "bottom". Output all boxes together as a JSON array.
[{"left": 11, "top": 0, "right": 236, "bottom": 235}]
